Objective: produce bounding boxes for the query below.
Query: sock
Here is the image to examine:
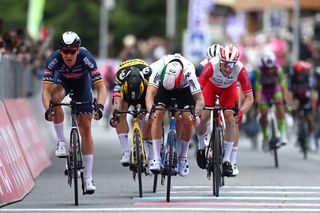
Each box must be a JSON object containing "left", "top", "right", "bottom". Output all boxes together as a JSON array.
[
  {"left": 118, "top": 133, "right": 129, "bottom": 153},
  {"left": 278, "top": 119, "right": 286, "bottom": 135},
  {"left": 262, "top": 126, "right": 268, "bottom": 140},
  {"left": 143, "top": 140, "right": 154, "bottom": 160},
  {"left": 179, "top": 140, "right": 191, "bottom": 159},
  {"left": 230, "top": 146, "right": 238, "bottom": 165},
  {"left": 54, "top": 122, "right": 66, "bottom": 142},
  {"left": 152, "top": 139, "right": 162, "bottom": 160},
  {"left": 223, "top": 140, "right": 234, "bottom": 163},
  {"left": 83, "top": 155, "right": 93, "bottom": 180},
  {"left": 197, "top": 134, "right": 206, "bottom": 150}
]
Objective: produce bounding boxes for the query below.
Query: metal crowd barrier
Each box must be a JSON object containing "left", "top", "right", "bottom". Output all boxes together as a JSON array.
[{"left": 0, "top": 55, "right": 34, "bottom": 100}]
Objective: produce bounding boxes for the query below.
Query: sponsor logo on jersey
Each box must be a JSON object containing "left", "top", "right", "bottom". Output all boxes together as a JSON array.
[{"left": 83, "top": 57, "right": 95, "bottom": 69}]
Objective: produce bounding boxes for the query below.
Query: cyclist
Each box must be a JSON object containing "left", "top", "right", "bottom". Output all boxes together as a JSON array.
[
  {"left": 109, "top": 59, "right": 153, "bottom": 169},
  {"left": 196, "top": 44, "right": 223, "bottom": 77},
  {"left": 290, "top": 60, "right": 317, "bottom": 149},
  {"left": 255, "top": 51, "right": 289, "bottom": 151},
  {"left": 42, "top": 31, "right": 106, "bottom": 194},
  {"left": 145, "top": 53, "right": 204, "bottom": 177},
  {"left": 196, "top": 44, "right": 254, "bottom": 176}
]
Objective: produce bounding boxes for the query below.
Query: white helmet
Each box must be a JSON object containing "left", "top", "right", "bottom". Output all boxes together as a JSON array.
[
  {"left": 206, "top": 44, "right": 222, "bottom": 59},
  {"left": 261, "top": 51, "right": 276, "bottom": 68},
  {"left": 160, "top": 60, "right": 183, "bottom": 90}
]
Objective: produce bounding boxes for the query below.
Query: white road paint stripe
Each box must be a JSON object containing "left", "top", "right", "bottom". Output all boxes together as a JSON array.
[
  {"left": 0, "top": 208, "right": 319, "bottom": 212},
  {"left": 173, "top": 185, "right": 320, "bottom": 190},
  {"left": 155, "top": 190, "right": 320, "bottom": 195},
  {"left": 133, "top": 196, "right": 320, "bottom": 201}
]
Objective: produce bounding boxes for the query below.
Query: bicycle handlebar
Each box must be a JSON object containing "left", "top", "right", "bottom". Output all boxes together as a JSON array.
[{"left": 204, "top": 101, "right": 239, "bottom": 116}]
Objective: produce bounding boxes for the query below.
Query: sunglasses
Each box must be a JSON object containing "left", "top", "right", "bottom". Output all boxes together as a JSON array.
[
  {"left": 221, "top": 60, "right": 236, "bottom": 68},
  {"left": 61, "top": 48, "right": 78, "bottom": 55}
]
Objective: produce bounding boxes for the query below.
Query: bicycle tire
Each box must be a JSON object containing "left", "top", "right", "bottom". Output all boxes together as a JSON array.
[
  {"left": 134, "top": 128, "right": 143, "bottom": 198},
  {"left": 270, "top": 119, "right": 279, "bottom": 168},
  {"left": 298, "top": 121, "right": 308, "bottom": 160},
  {"left": 166, "top": 131, "right": 175, "bottom": 202},
  {"left": 212, "top": 128, "right": 221, "bottom": 197},
  {"left": 70, "top": 129, "right": 79, "bottom": 206}
]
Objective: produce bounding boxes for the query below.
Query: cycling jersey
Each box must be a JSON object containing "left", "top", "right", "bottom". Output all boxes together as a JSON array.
[
  {"left": 255, "top": 65, "right": 286, "bottom": 106},
  {"left": 43, "top": 47, "right": 103, "bottom": 85},
  {"left": 198, "top": 57, "right": 252, "bottom": 93},
  {"left": 148, "top": 54, "right": 202, "bottom": 96},
  {"left": 43, "top": 47, "right": 103, "bottom": 114},
  {"left": 198, "top": 57, "right": 252, "bottom": 107},
  {"left": 113, "top": 59, "right": 151, "bottom": 107}
]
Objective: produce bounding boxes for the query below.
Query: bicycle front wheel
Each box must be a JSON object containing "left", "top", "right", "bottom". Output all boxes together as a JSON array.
[
  {"left": 270, "top": 119, "right": 279, "bottom": 168},
  {"left": 166, "top": 131, "right": 175, "bottom": 202},
  {"left": 212, "top": 128, "right": 221, "bottom": 197},
  {"left": 70, "top": 129, "right": 79, "bottom": 206},
  {"left": 134, "top": 128, "right": 143, "bottom": 198}
]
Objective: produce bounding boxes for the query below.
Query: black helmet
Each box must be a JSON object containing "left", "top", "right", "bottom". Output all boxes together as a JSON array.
[
  {"left": 123, "top": 66, "right": 145, "bottom": 104},
  {"left": 59, "top": 31, "right": 81, "bottom": 48}
]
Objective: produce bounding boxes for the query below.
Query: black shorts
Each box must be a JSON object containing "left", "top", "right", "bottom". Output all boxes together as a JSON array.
[
  {"left": 54, "top": 73, "right": 93, "bottom": 114},
  {"left": 154, "top": 85, "right": 195, "bottom": 108}
]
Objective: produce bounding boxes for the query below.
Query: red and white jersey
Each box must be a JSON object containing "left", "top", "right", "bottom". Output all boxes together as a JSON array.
[{"left": 198, "top": 57, "right": 252, "bottom": 94}]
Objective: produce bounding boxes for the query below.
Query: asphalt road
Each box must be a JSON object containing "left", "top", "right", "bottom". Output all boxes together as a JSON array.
[{"left": 2, "top": 118, "right": 320, "bottom": 213}]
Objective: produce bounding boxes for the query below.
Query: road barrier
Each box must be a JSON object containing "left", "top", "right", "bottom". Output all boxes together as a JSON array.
[{"left": 0, "top": 98, "right": 51, "bottom": 207}]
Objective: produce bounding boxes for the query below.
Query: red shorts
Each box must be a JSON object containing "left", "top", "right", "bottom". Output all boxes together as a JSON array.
[{"left": 202, "top": 81, "right": 239, "bottom": 107}]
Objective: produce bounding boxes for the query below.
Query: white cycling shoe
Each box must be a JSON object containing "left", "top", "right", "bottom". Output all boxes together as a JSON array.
[
  {"left": 120, "top": 151, "right": 131, "bottom": 167},
  {"left": 149, "top": 159, "right": 161, "bottom": 174},
  {"left": 55, "top": 141, "right": 67, "bottom": 158},
  {"left": 178, "top": 158, "right": 189, "bottom": 177},
  {"left": 84, "top": 178, "right": 96, "bottom": 194}
]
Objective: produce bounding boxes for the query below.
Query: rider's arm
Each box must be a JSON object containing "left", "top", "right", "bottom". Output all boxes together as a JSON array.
[
  {"left": 42, "top": 82, "right": 53, "bottom": 111},
  {"left": 93, "top": 81, "right": 107, "bottom": 106},
  {"left": 238, "top": 67, "right": 254, "bottom": 113},
  {"left": 145, "top": 85, "right": 157, "bottom": 112},
  {"left": 277, "top": 67, "right": 289, "bottom": 103}
]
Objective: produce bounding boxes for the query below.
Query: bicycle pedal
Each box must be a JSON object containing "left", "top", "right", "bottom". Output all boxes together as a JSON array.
[{"left": 64, "top": 169, "right": 68, "bottom": 176}]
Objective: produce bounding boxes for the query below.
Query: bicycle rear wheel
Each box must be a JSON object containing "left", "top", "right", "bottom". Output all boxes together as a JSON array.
[
  {"left": 212, "top": 128, "right": 221, "bottom": 197},
  {"left": 166, "top": 131, "right": 175, "bottom": 202},
  {"left": 70, "top": 129, "right": 79, "bottom": 206},
  {"left": 134, "top": 129, "right": 143, "bottom": 198}
]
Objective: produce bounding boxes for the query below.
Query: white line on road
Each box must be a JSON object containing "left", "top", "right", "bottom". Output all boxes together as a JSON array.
[
  {"left": 0, "top": 208, "right": 319, "bottom": 212},
  {"left": 173, "top": 185, "right": 320, "bottom": 190}
]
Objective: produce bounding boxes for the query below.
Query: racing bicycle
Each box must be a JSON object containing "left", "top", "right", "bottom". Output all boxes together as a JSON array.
[
  {"left": 48, "top": 91, "right": 98, "bottom": 206},
  {"left": 110, "top": 105, "right": 148, "bottom": 198},
  {"left": 204, "top": 96, "right": 238, "bottom": 197},
  {"left": 151, "top": 99, "right": 197, "bottom": 202}
]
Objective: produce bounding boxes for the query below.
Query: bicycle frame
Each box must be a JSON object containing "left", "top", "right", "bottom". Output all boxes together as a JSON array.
[{"left": 267, "top": 104, "right": 280, "bottom": 168}]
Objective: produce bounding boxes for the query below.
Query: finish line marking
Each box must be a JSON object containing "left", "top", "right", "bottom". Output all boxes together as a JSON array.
[{"left": 0, "top": 208, "right": 319, "bottom": 212}]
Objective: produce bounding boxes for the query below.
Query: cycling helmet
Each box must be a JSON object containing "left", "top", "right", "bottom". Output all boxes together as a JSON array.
[
  {"left": 206, "top": 44, "right": 222, "bottom": 59},
  {"left": 160, "top": 60, "right": 183, "bottom": 90},
  {"left": 261, "top": 51, "right": 276, "bottom": 68},
  {"left": 219, "top": 44, "right": 240, "bottom": 62},
  {"left": 59, "top": 31, "right": 81, "bottom": 48},
  {"left": 292, "top": 61, "right": 311, "bottom": 73},
  {"left": 123, "top": 66, "right": 145, "bottom": 103}
]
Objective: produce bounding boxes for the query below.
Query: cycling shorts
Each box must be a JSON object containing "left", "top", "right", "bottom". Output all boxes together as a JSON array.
[
  {"left": 54, "top": 73, "right": 93, "bottom": 114},
  {"left": 154, "top": 85, "right": 195, "bottom": 108},
  {"left": 202, "top": 81, "right": 239, "bottom": 108}
]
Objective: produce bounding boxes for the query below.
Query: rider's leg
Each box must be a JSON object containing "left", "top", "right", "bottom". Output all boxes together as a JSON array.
[{"left": 274, "top": 95, "right": 287, "bottom": 144}]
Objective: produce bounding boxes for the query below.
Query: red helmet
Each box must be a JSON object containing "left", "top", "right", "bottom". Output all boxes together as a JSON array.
[
  {"left": 292, "top": 61, "right": 311, "bottom": 73},
  {"left": 219, "top": 44, "right": 240, "bottom": 63}
]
